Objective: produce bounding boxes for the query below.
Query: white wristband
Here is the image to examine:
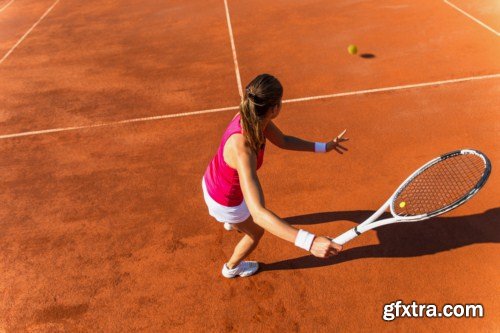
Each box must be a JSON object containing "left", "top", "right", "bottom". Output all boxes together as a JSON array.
[
  {"left": 294, "top": 229, "right": 316, "bottom": 251},
  {"left": 314, "top": 142, "right": 327, "bottom": 153}
]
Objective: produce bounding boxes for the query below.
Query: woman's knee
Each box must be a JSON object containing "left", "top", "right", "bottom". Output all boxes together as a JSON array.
[
  {"left": 251, "top": 226, "right": 264, "bottom": 242},
  {"left": 234, "top": 218, "right": 264, "bottom": 241}
]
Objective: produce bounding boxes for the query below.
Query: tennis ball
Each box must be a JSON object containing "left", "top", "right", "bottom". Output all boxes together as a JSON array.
[
  {"left": 348, "top": 44, "right": 358, "bottom": 55},
  {"left": 399, "top": 201, "right": 406, "bottom": 208}
]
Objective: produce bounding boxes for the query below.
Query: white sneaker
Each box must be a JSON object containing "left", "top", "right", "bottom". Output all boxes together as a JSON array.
[
  {"left": 222, "top": 261, "right": 259, "bottom": 278},
  {"left": 223, "top": 223, "right": 233, "bottom": 231}
]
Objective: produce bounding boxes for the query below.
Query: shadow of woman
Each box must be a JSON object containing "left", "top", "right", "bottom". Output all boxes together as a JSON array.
[{"left": 260, "top": 208, "right": 499, "bottom": 272}]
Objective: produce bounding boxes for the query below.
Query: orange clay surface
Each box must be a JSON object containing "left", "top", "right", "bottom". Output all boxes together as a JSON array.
[
  {"left": 447, "top": 0, "right": 500, "bottom": 32},
  {"left": 1, "top": 0, "right": 499, "bottom": 332}
]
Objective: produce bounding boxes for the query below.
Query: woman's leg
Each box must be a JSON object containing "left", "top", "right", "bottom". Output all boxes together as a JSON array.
[{"left": 226, "top": 216, "right": 264, "bottom": 269}]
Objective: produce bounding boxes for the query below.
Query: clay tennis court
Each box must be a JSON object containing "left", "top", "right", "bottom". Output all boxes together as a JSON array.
[{"left": 1, "top": 0, "right": 499, "bottom": 331}]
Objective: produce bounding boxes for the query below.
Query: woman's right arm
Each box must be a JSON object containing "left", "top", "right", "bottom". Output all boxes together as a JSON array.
[{"left": 232, "top": 136, "right": 342, "bottom": 257}]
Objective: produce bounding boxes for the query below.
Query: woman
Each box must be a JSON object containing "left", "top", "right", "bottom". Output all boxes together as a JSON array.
[{"left": 202, "top": 74, "right": 348, "bottom": 278}]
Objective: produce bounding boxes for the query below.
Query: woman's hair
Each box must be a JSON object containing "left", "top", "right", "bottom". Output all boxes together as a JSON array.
[{"left": 240, "top": 74, "right": 283, "bottom": 153}]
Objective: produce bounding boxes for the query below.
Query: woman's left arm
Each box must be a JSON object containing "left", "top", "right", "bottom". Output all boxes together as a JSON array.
[{"left": 264, "top": 121, "right": 349, "bottom": 153}]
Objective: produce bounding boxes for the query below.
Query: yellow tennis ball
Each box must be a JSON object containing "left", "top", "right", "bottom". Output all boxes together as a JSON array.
[
  {"left": 399, "top": 201, "right": 406, "bottom": 208},
  {"left": 348, "top": 44, "right": 358, "bottom": 55}
]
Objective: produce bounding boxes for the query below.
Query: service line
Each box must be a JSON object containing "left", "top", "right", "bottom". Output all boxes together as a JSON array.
[
  {"left": 0, "top": 106, "right": 240, "bottom": 139},
  {"left": 1, "top": 73, "right": 499, "bottom": 140},
  {"left": 283, "top": 73, "right": 500, "bottom": 104}
]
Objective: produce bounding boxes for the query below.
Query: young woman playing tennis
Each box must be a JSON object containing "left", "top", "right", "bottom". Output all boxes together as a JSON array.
[{"left": 202, "top": 74, "right": 348, "bottom": 278}]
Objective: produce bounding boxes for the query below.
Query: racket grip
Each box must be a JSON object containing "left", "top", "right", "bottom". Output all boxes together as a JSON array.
[{"left": 331, "top": 228, "right": 359, "bottom": 245}]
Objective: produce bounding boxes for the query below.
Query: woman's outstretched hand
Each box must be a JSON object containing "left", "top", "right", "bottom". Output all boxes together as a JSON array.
[
  {"left": 310, "top": 236, "right": 343, "bottom": 258},
  {"left": 326, "top": 129, "right": 349, "bottom": 154}
]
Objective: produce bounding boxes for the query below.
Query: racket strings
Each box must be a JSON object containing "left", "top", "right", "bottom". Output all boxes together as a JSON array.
[{"left": 394, "top": 154, "right": 486, "bottom": 217}]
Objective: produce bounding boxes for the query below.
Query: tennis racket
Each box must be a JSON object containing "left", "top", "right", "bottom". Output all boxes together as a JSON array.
[{"left": 330, "top": 149, "right": 491, "bottom": 245}]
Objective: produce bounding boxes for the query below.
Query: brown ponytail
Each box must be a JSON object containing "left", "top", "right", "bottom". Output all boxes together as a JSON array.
[{"left": 240, "top": 74, "right": 283, "bottom": 153}]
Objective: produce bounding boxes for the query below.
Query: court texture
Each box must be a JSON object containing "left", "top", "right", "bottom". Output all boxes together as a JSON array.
[{"left": 0, "top": 0, "right": 498, "bottom": 331}]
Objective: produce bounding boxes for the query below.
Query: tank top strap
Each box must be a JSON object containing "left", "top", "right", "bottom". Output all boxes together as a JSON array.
[{"left": 221, "top": 114, "right": 243, "bottom": 144}]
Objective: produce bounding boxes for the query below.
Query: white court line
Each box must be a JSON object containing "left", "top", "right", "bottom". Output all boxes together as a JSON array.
[
  {"left": 443, "top": 0, "right": 499, "bottom": 36},
  {"left": 223, "top": 0, "right": 243, "bottom": 97},
  {"left": 283, "top": 73, "right": 500, "bottom": 104},
  {"left": 0, "top": 0, "right": 15, "bottom": 13},
  {"left": 0, "top": 0, "right": 61, "bottom": 65},
  {"left": 0, "top": 106, "right": 239, "bottom": 139},
  {"left": 1, "top": 73, "right": 499, "bottom": 140}
]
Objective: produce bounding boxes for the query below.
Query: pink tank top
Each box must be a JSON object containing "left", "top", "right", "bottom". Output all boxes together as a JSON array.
[{"left": 204, "top": 114, "right": 265, "bottom": 207}]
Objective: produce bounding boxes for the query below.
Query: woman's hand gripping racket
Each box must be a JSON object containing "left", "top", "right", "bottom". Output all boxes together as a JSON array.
[{"left": 330, "top": 149, "right": 491, "bottom": 245}]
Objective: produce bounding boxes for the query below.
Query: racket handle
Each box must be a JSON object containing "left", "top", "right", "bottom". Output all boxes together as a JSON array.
[{"left": 331, "top": 228, "right": 359, "bottom": 245}]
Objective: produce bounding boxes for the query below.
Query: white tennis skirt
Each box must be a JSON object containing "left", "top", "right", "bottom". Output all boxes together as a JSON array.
[{"left": 201, "top": 177, "right": 250, "bottom": 224}]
